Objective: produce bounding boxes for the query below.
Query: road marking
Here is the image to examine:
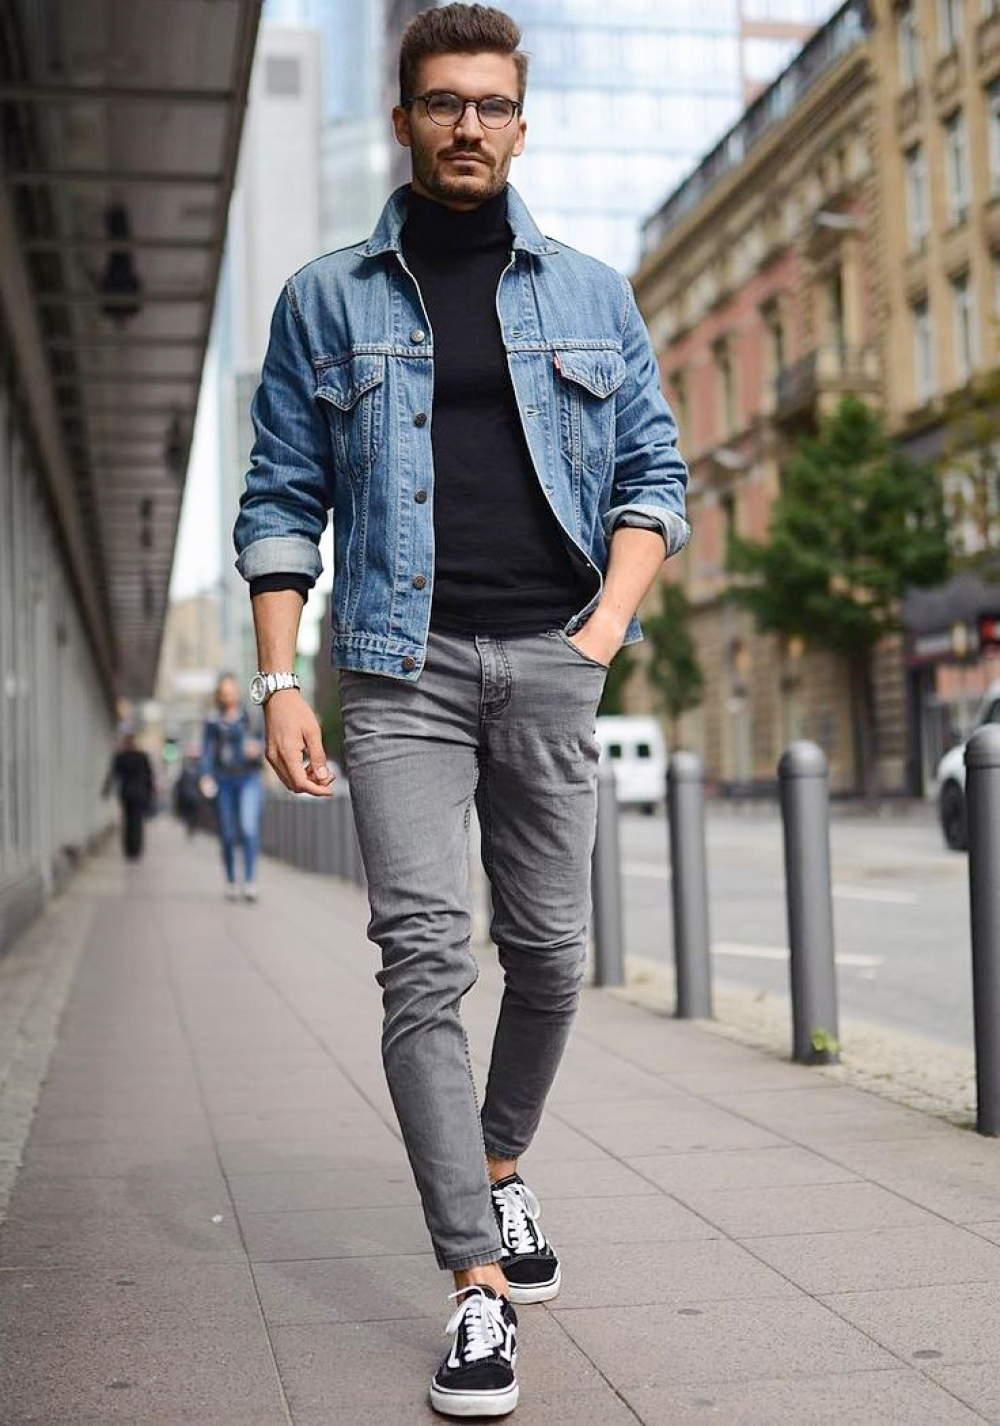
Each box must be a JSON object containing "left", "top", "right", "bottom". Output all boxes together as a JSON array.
[
  {"left": 712, "top": 941, "right": 883, "bottom": 970},
  {"left": 623, "top": 865, "right": 918, "bottom": 908},
  {"left": 832, "top": 884, "right": 918, "bottom": 906},
  {"left": 622, "top": 862, "right": 670, "bottom": 879}
]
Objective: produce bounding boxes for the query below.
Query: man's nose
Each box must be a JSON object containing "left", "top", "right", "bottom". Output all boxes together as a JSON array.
[{"left": 453, "top": 100, "right": 485, "bottom": 140}]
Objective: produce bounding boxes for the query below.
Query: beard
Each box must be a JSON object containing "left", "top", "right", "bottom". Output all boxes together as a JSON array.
[{"left": 410, "top": 138, "right": 509, "bottom": 205}]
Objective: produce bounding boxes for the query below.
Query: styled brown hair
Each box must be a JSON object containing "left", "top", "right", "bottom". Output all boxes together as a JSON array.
[{"left": 399, "top": 4, "right": 529, "bottom": 106}]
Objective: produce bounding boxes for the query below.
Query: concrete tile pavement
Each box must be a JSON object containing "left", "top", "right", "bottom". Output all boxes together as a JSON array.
[{"left": 1, "top": 820, "right": 999, "bottom": 1423}]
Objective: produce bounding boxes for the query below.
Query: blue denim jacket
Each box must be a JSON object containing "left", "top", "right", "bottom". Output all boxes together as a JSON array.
[
  {"left": 234, "top": 185, "right": 690, "bottom": 681},
  {"left": 199, "top": 709, "right": 263, "bottom": 780}
]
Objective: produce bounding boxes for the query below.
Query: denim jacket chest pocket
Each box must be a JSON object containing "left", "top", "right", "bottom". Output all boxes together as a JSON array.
[
  {"left": 554, "top": 348, "right": 626, "bottom": 474},
  {"left": 315, "top": 352, "right": 386, "bottom": 481}
]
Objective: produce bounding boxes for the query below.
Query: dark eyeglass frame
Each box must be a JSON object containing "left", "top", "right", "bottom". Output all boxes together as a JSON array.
[{"left": 404, "top": 90, "right": 523, "bottom": 129}]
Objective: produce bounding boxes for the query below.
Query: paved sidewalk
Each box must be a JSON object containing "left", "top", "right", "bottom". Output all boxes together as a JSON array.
[{"left": 3, "top": 821, "right": 1000, "bottom": 1424}]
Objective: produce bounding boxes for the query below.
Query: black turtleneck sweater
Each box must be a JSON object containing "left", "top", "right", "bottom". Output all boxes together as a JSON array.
[
  {"left": 402, "top": 187, "right": 589, "bottom": 635},
  {"left": 250, "top": 186, "right": 591, "bottom": 634}
]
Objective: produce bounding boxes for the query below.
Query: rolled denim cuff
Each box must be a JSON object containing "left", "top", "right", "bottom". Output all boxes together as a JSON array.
[
  {"left": 603, "top": 503, "right": 691, "bottom": 558},
  {"left": 235, "top": 535, "right": 323, "bottom": 583}
]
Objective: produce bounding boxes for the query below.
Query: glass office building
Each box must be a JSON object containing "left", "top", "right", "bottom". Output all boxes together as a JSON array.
[{"left": 387, "top": 0, "right": 840, "bottom": 273}]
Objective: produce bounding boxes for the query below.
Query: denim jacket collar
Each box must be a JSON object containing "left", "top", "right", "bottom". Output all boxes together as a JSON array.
[{"left": 361, "top": 182, "right": 558, "bottom": 259}]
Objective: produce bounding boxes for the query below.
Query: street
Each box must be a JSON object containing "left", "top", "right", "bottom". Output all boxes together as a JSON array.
[{"left": 619, "top": 804, "right": 974, "bottom": 1051}]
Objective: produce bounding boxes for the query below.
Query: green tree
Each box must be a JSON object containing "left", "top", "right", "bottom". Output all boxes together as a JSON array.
[
  {"left": 727, "top": 395, "right": 950, "bottom": 799},
  {"left": 941, "top": 365, "right": 1000, "bottom": 577},
  {"left": 319, "top": 690, "right": 345, "bottom": 768},
  {"left": 598, "top": 644, "right": 637, "bottom": 716},
  {"left": 641, "top": 581, "right": 704, "bottom": 745}
]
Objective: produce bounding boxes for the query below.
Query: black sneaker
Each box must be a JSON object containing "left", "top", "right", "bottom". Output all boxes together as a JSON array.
[
  {"left": 491, "top": 1172, "right": 561, "bottom": 1304},
  {"left": 429, "top": 1284, "right": 518, "bottom": 1418}
]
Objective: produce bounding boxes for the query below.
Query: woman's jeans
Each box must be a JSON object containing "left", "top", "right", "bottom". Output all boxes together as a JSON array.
[
  {"left": 215, "top": 773, "right": 263, "bottom": 885},
  {"left": 340, "top": 629, "right": 606, "bottom": 1270}
]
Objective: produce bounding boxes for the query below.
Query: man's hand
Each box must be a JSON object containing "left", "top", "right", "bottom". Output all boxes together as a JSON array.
[
  {"left": 567, "top": 606, "right": 627, "bottom": 669},
  {"left": 264, "top": 690, "right": 335, "bottom": 797}
]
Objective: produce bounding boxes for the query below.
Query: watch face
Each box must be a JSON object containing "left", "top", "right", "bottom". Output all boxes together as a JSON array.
[{"left": 249, "top": 674, "right": 266, "bottom": 705}]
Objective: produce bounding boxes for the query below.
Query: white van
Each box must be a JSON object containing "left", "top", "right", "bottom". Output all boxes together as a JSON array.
[{"left": 595, "top": 715, "right": 667, "bottom": 812}]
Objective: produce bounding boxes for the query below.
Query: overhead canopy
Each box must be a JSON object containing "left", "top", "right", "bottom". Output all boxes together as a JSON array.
[{"left": 0, "top": 0, "right": 261, "bottom": 696}]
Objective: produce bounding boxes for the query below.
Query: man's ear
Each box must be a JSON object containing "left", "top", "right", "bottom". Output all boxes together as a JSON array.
[
  {"left": 391, "top": 105, "right": 412, "bottom": 149},
  {"left": 512, "top": 118, "right": 526, "bottom": 159}
]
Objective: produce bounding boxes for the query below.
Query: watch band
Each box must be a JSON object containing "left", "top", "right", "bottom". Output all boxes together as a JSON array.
[{"left": 250, "top": 670, "right": 300, "bottom": 705}]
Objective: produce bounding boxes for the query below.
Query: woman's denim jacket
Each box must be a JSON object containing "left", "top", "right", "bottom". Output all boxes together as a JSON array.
[{"left": 234, "top": 184, "right": 690, "bottom": 682}]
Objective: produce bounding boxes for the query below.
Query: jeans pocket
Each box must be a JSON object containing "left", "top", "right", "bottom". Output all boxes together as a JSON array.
[{"left": 552, "top": 628, "right": 610, "bottom": 672}]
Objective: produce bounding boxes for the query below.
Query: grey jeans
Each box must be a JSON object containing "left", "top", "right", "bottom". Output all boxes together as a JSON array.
[{"left": 339, "top": 628, "right": 606, "bottom": 1270}]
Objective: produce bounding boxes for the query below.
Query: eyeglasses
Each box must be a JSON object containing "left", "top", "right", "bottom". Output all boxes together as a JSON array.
[{"left": 405, "top": 91, "right": 522, "bottom": 129}]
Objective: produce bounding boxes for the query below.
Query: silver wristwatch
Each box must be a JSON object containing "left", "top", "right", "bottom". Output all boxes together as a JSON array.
[{"left": 249, "top": 670, "right": 301, "bottom": 705}]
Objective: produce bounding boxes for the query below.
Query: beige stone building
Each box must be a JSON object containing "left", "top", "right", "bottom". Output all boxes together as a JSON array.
[
  {"left": 632, "top": 0, "right": 1000, "bottom": 796},
  {"left": 154, "top": 592, "right": 225, "bottom": 753},
  {"left": 634, "top": 0, "right": 885, "bottom": 795},
  {"left": 871, "top": 0, "right": 1000, "bottom": 786}
]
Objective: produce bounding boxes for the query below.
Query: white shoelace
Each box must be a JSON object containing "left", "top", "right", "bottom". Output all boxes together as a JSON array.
[
  {"left": 445, "top": 1285, "right": 509, "bottom": 1365},
  {"left": 492, "top": 1179, "right": 546, "bottom": 1255}
]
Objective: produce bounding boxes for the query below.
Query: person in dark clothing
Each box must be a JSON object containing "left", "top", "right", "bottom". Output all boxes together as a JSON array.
[
  {"left": 173, "top": 757, "right": 203, "bottom": 837},
  {"left": 103, "top": 731, "right": 154, "bottom": 860}
]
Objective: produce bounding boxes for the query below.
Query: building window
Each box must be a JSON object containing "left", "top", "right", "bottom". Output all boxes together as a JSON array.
[
  {"left": 828, "top": 268, "right": 846, "bottom": 357},
  {"left": 911, "top": 297, "right": 935, "bottom": 402},
  {"left": 265, "top": 55, "right": 302, "bottom": 96},
  {"left": 944, "top": 111, "right": 970, "bottom": 225},
  {"left": 951, "top": 272, "right": 976, "bottom": 382},
  {"left": 904, "top": 143, "right": 930, "bottom": 249},
  {"left": 989, "top": 80, "right": 1000, "bottom": 195},
  {"left": 668, "top": 369, "right": 688, "bottom": 436},
  {"left": 897, "top": 2, "right": 922, "bottom": 86},
  {"left": 720, "top": 491, "right": 736, "bottom": 551},
  {"left": 715, "top": 342, "right": 737, "bottom": 437},
  {"left": 938, "top": 0, "right": 963, "bottom": 50},
  {"left": 769, "top": 312, "right": 786, "bottom": 378}
]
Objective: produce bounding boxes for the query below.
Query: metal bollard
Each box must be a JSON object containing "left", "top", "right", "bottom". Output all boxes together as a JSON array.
[
  {"left": 282, "top": 796, "right": 293, "bottom": 866},
  {"left": 966, "top": 724, "right": 1000, "bottom": 1136},
  {"left": 667, "top": 751, "right": 712, "bottom": 1019},
  {"left": 293, "top": 797, "right": 305, "bottom": 869},
  {"left": 346, "top": 793, "right": 366, "bottom": 888},
  {"left": 330, "top": 798, "right": 343, "bottom": 872},
  {"left": 317, "top": 794, "right": 335, "bottom": 875},
  {"left": 337, "top": 795, "right": 352, "bottom": 880},
  {"left": 591, "top": 758, "right": 624, "bottom": 986},
  {"left": 307, "top": 798, "right": 322, "bottom": 873},
  {"left": 778, "top": 741, "right": 839, "bottom": 1064}
]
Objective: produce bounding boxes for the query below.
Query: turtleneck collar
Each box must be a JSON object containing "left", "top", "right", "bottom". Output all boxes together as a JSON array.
[{"left": 403, "top": 184, "right": 510, "bottom": 253}]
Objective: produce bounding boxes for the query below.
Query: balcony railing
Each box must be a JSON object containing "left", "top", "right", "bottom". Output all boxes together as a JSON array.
[
  {"left": 641, "top": 0, "right": 872, "bottom": 258},
  {"left": 774, "top": 344, "right": 879, "bottom": 417}
]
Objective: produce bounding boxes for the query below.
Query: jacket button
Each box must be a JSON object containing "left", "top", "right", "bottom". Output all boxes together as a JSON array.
[
  {"left": 414, "top": 488, "right": 428, "bottom": 503},
  {"left": 410, "top": 327, "right": 426, "bottom": 344},
  {"left": 413, "top": 411, "right": 428, "bottom": 427},
  {"left": 412, "top": 573, "right": 427, "bottom": 590},
  {"left": 402, "top": 655, "right": 416, "bottom": 671}
]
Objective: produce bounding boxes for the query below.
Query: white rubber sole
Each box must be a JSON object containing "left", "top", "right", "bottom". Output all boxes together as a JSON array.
[
  {"left": 504, "top": 1264, "right": 561, "bottom": 1304},
  {"left": 428, "top": 1378, "right": 519, "bottom": 1417}
]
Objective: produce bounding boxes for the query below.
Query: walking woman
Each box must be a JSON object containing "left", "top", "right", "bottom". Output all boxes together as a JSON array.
[{"left": 199, "top": 673, "right": 264, "bottom": 901}]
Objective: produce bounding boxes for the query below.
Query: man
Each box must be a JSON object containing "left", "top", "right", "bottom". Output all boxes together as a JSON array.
[
  {"left": 103, "top": 727, "right": 155, "bottom": 861},
  {"left": 234, "top": 5, "right": 688, "bottom": 1416}
]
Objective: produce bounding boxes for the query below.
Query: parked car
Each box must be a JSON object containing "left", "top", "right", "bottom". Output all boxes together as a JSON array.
[
  {"left": 595, "top": 715, "right": 667, "bottom": 813},
  {"left": 933, "top": 680, "right": 1000, "bottom": 850}
]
